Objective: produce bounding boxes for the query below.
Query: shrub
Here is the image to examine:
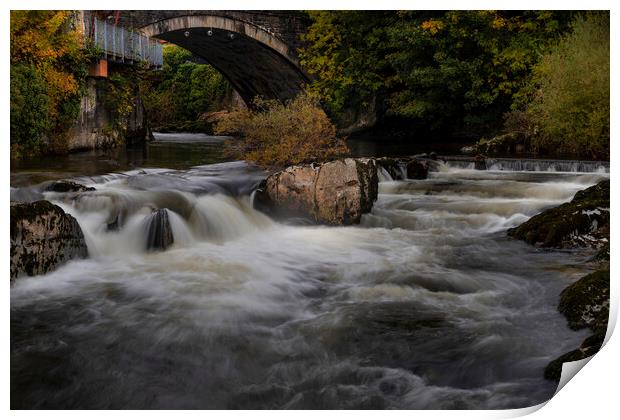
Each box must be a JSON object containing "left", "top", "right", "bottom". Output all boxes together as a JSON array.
[
  {"left": 10, "top": 11, "right": 90, "bottom": 157},
  {"left": 10, "top": 64, "right": 51, "bottom": 157},
  {"left": 525, "top": 13, "right": 609, "bottom": 159},
  {"left": 214, "top": 94, "right": 349, "bottom": 168}
]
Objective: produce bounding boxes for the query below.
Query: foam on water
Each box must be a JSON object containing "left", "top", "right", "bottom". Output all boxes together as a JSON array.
[{"left": 10, "top": 159, "right": 608, "bottom": 409}]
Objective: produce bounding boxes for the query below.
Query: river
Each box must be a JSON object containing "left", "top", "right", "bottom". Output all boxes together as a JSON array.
[{"left": 10, "top": 133, "right": 610, "bottom": 409}]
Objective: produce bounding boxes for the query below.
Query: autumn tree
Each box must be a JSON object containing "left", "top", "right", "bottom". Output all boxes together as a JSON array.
[{"left": 10, "top": 11, "right": 91, "bottom": 156}]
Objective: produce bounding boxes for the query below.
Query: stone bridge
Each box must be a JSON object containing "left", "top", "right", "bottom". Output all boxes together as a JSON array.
[{"left": 89, "top": 11, "right": 311, "bottom": 104}]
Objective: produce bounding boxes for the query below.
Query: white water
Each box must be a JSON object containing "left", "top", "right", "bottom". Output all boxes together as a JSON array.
[{"left": 10, "top": 160, "right": 609, "bottom": 409}]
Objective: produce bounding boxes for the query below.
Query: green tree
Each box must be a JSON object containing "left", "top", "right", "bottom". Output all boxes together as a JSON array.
[
  {"left": 299, "top": 11, "right": 573, "bottom": 138},
  {"left": 142, "top": 44, "right": 232, "bottom": 130},
  {"left": 10, "top": 10, "right": 91, "bottom": 156},
  {"left": 10, "top": 64, "right": 51, "bottom": 156},
  {"left": 524, "top": 12, "right": 609, "bottom": 159}
]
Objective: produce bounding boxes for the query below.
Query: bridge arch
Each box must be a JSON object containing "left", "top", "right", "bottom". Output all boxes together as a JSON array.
[{"left": 138, "top": 14, "right": 310, "bottom": 105}]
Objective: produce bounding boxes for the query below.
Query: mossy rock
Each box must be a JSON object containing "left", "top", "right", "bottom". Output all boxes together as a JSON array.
[
  {"left": 44, "top": 180, "right": 95, "bottom": 193},
  {"left": 558, "top": 269, "right": 610, "bottom": 331},
  {"left": 544, "top": 330, "right": 606, "bottom": 381},
  {"left": 508, "top": 180, "right": 609, "bottom": 248},
  {"left": 10, "top": 200, "right": 88, "bottom": 280}
]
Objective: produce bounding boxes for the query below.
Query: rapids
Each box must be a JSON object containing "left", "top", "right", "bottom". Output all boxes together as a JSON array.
[{"left": 10, "top": 153, "right": 609, "bottom": 409}]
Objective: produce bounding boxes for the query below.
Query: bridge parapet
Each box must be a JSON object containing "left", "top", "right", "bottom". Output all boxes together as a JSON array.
[{"left": 85, "top": 16, "right": 163, "bottom": 68}]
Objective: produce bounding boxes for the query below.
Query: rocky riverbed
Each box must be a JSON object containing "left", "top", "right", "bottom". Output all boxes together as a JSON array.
[{"left": 10, "top": 146, "right": 610, "bottom": 409}]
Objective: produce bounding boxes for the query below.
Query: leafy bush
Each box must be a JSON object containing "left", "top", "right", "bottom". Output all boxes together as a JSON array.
[
  {"left": 10, "top": 64, "right": 51, "bottom": 157},
  {"left": 214, "top": 94, "right": 349, "bottom": 168},
  {"left": 524, "top": 13, "right": 609, "bottom": 159},
  {"left": 10, "top": 11, "right": 89, "bottom": 157}
]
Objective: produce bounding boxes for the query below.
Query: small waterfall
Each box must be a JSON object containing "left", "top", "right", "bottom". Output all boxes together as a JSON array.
[
  {"left": 144, "top": 208, "right": 174, "bottom": 251},
  {"left": 378, "top": 167, "right": 394, "bottom": 182},
  {"left": 439, "top": 156, "right": 609, "bottom": 173}
]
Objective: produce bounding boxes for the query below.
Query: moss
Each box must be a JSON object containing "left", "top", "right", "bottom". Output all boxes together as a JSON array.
[
  {"left": 558, "top": 269, "right": 610, "bottom": 331},
  {"left": 544, "top": 269, "right": 609, "bottom": 382},
  {"left": 508, "top": 179, "right": 609, "bottom": 247}
]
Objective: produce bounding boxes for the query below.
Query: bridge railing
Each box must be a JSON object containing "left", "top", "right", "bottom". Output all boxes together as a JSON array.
[{"left": 85, "top": 16, "right": 163, "bottom": 69}]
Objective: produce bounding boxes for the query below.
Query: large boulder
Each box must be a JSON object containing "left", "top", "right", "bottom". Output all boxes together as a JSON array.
[
  {"left": 508, "top": 179, "right": 610, "bottom": 248},
  {"left": 254, "top": 158, "right": 378, "bottom": 225},
  {"left": 10, "top": 200, "right": 88, "bottom": 281}
]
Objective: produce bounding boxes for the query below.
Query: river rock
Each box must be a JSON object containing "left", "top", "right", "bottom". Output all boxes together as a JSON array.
[
  {"left": 145, "top": 208, "right": 174, "bottom": 251},
  {"left": 254, "top": 158, "right": 378, "bottom": 225},
  {"left": 474, "top": 155, "right": 487, "bottom": 170},
  {"left": 559, "top": 269, "right": 610, "bottom": 331},
  {"left": 406, "top": 159, "right": 429, "bottom": 179},
  {"left": 544, "top": 330, "right": 606, "bottom": 381},
  {"left": 10, "top": 200, "right": 88, "bottom": 281},
  {"left": 44, "top": 180, "right": 95, "bottom": 193},
  {"left": 376, "top": 157, "right": 431, "bottom": 180},
  {"left": 544, "top": 269, "right": 609, "bottom": 381},
  {"left": 508, "top": 179, "right": 610, "bottom": 248},
  {"left": 376, "top": 157, "right": 405, "bottom": 180}
]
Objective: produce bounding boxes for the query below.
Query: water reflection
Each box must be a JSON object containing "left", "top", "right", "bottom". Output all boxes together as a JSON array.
[{"left": 10, "top": 133, "right": 230, "bottom": 187}]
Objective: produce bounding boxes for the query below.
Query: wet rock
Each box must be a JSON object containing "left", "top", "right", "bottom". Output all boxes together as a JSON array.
[
  {"left": 544, "top": 269, "right": 609, "bottom": 382},
  {"left": 254, "top": 158, "right": 378, "bottom": 225},
  {"left": 377, "top": 157, "right": 432, "bottom": 180},
  {"left": 145, "top": 208, "right": 174, "bottom": 251},
  {"left": 474, "top": 155, "right": 487, "bottom": 170},
  {"left": 508, "top": 179, "right": 609, "bottom": 248},
  {"left": 559, "top": 269, "right": 609, "bottom": 331},
  {"left": 544, "top": 330, "right": 605, "bottom": 381},
  {"left": 406, "top": 159, "right": 429, "bottom": 180},
  {"left": 10, "top": 200, "right": 88, "bottom": 281},
  {"left": 44, "top": 180, "right": 95, "bottom": 193},
  {"left": 376, "top": 157, "right": 405, "bottom": 180}
]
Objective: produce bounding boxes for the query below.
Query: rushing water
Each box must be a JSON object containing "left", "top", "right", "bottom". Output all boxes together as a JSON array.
[{"left": 10, "top": 135, "right": 610, "bottom": 409}]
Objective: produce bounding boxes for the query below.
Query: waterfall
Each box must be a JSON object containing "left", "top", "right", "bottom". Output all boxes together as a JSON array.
[{"left": 438, "top": 156, "right": 609, "bottom": 173}]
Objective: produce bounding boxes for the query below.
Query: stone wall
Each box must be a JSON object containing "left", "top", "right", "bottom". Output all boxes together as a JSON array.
[{"left": 67, "top": 76, "right": 151, "bottom": 152}]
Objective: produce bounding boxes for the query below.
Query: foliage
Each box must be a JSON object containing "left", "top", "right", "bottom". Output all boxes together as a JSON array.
[
  {"left": 300, "top": 11, "right": 573, "bottom": 138},
  {"left": 10, "top": 64, "right": 51, "bottom": 157},
  {"left": 10, "top": 10, "right": 90, "bottom": 156},
  {"left": 104, "top": 72, "right": 137, "bottom": 131},
  {"left": 300, "top": 11, "right": 395, "bottom": 119},
  {"left": 142, "top": 44, "right": 231, "bottom": 130},
  {"left": 214, "top": 93, "right": 349, "bottom": 168},
  {"left": 522, "top": 13, "right": 609, "bottom": 159}
]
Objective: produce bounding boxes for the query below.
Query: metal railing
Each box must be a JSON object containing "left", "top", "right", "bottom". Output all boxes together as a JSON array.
[{"left": 85, "top": 17, "right": 163, "bottom": 68}]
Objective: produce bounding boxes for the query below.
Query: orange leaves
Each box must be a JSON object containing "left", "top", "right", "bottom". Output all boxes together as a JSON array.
[
  {"left": 10, "top": 11, "right": 83, "bottom": 68},
  {"left": 420, "top": 19, "right": 444, "bottom": 35},
  {"left": 215, "top": 93, "right": 348, "bottom": 168}
]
